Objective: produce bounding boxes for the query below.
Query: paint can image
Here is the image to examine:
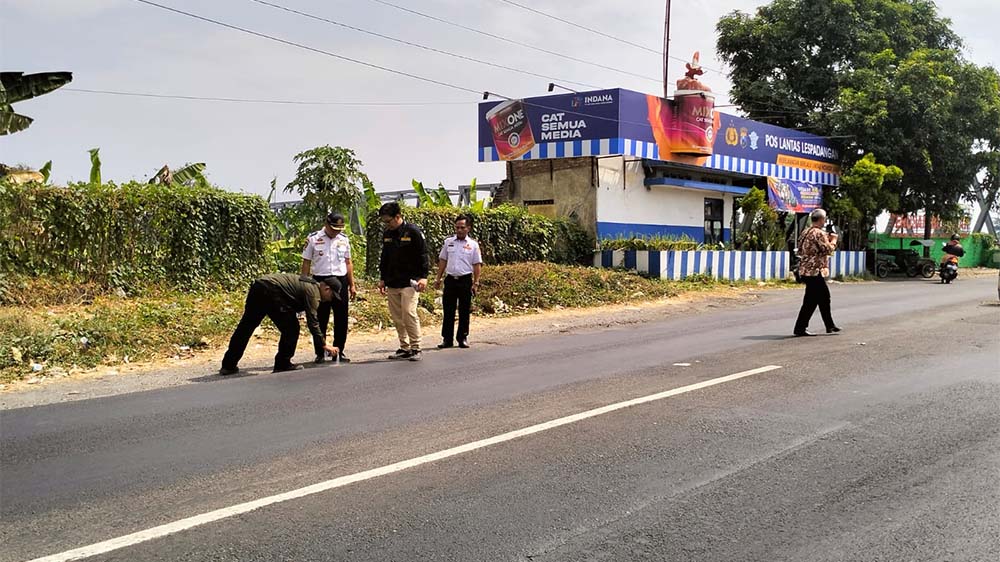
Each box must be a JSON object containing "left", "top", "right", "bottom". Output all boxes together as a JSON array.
[
  {"left": 486, "top": 99, "right": 536, "bottom": 160},
  {"left": 673, "top": 91, "right": 715, "bottom": 155}
]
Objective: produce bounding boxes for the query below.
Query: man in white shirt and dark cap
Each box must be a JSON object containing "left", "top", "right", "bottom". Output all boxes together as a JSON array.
[
  {"left": 301, "top": 212, "right": 357, "bottom": 362},
  {"left": 434, "top": 214, "right": 483, "bottom": 349}
]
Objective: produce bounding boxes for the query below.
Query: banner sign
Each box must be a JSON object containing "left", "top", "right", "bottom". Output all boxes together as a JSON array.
[
  {"left": 478, "top": 88, "right": 842, "bottom": 185},
  {"left": 766, "top": 177, "right": 822, "bottom": 212}
]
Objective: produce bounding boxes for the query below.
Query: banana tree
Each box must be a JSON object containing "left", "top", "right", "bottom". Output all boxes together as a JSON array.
[
  {"left": 0, "top": 72, "right": 73, "bottom": 135},
  {"left": 149, "top": 163, "right": 209, "bottom": 187},
  {"left": 88, "top": 148, "right": 101, "bottom": 184}
]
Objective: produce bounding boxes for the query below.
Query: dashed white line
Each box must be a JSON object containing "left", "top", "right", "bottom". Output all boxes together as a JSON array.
[{"left": 27, "top": 364, "right": 782, "bottom": 562}]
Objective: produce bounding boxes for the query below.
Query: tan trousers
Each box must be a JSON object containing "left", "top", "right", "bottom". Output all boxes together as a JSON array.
[{"left": 386, "top": 287, "right": 421, "bottom": 351}]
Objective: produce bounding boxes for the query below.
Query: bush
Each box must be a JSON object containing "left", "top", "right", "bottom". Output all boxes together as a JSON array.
[
  {"left": 364, "top": 204, "right": 594, "bottom": 278},
  {"left": 599, "top": 235, "right": 701, "bottom": 251},
  {"left": 0, "top": 181, "right": 272, "bottom": 293}
]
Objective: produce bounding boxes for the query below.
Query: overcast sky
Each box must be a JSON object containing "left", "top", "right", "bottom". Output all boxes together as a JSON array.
[{"left": 3, "top": 0, "right": 997, "bottom": 201}]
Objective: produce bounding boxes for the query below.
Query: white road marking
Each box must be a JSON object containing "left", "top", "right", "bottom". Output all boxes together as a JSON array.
[{"left": 27, "top": 365, "right": 782, "bottom": 562}]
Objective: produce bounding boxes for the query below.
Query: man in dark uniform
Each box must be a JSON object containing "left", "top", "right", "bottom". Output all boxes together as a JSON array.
[
  {"left": 377, "top": 202, "right": 429, "bottom": 361},
  {"left": 220, "top": 274, "right": 341, "bottom": 375}
]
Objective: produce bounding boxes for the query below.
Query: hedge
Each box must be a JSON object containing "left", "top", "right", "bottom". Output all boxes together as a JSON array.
[
  {"left": 364, "top": 205, "right": 594, "bottom": 278},
  {"left": 0, "top": 181, "right": 272, "bottom": 293}
]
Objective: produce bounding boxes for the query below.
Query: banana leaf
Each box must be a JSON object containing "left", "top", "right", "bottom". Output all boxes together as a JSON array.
[
  {"left": 171, "top": 163, "right": 208, "bottom": 187},
  {"left": 469, "top": 177, "right": 477, "bottom": 203},
  {"left": 434, "top": 183, "right": 453, "bottom": 207},
  {"left": 0, "top": 110, "right": 32, "bottom": 135},
  {"left": 411, "top": 179, "right": 433, "bottom": 207},
  {"left": 88, "top": 148, "right": 101, "bottom": 185},
  {"left": 39, "top": 161, "right": 52, "bottom": 184},
  {"left": 0, "top": 72, "right": 73, "bottom": 105}
]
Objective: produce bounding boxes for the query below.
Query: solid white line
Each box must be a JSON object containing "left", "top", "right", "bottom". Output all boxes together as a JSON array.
[{"left": 27, "top": 365, "right": 782, "bottom": 562}]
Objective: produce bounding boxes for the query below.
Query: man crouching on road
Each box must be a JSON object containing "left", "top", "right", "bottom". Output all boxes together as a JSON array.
[{"left": 220, "top": 274, "right": 341, "bottom": 375}]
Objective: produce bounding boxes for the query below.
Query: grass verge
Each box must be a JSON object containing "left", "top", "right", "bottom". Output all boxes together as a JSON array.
[{"left": 1, "top": 264, "right": 792, "bottom": 383}]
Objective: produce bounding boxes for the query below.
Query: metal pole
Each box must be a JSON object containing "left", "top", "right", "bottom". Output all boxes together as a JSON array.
[{"left": 663, "top": 0, "right": 671, "bottom": 99}]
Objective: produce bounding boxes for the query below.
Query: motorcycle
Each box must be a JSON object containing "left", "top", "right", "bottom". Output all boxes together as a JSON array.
[
  {"left": 939, "top": 237, "right": 965, "bottom": 284},
  {"left": 939, "top": 256, "right": 958, "bottom": 284}
]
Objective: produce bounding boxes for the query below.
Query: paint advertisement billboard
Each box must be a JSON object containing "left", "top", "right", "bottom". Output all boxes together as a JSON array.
[{"left": 478, "top": 88, "right": 842, "bottom": 184}]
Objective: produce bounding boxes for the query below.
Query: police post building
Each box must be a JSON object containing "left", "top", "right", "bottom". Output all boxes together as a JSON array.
[{"left": 478, "top": 69, "right": 862, "bottom": 280}]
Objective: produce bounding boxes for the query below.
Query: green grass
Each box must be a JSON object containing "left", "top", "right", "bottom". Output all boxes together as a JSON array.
[{"left": 0, "top": 264, "right": 793, "bottom": 383}]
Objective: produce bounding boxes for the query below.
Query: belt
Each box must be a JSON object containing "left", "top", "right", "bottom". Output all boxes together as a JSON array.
[{"left": 447, "top": 273, "right": 472, "bottom": 279}]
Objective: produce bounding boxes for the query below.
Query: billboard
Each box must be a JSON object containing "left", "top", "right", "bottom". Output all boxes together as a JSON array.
[
  {"left": 478, "top": 88, "right": 842, "bottom": 185},
  {"left": 766, "top": 177, "right": 822, "bottom": 212}
]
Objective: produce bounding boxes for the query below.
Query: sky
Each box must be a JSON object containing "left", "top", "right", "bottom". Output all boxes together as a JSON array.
[{"left": 2, "top": 0, "right": 998, "bottom": 202}]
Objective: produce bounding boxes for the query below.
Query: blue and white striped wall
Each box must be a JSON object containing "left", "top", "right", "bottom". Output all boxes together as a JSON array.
[
  {"left": 827, "top": 251, "right": 866, "bottom": 279},
  {"left": 595, "top": 250, "right": 866, "bottom": 280},
  {"left": 480, "top": 138, "right": 840, "bottom": 186}
]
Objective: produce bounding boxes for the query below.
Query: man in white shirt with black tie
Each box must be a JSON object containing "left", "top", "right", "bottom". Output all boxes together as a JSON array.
[
  {"left": 434, "top": 214, "right": 483, "bottom": 349},
  {"left": 301, "top": 212, "right": 357, "bottom": 362}
]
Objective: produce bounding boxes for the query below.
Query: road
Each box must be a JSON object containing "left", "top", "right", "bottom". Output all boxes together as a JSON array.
[{"left": 2, "top": 278, "right": 998, "bottom": 562}]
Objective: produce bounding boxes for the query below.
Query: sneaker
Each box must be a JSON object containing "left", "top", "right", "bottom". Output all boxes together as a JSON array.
[
  {"left": 458, "top": 339, "right": 470, "bottom": 349},
  {"left": 437, "top": 342, "right": 454, "bottom": 349},
  {"left": 272, "top": 363, "right": 304, "bottom": 373},
  {"left": 337, "top": 353, "right": 351, "bottom": 363},
  {"left": 408, "top": 350, "right": 422, "bottom": 361},
  {"left": 219, "top": 366, "right": 240, "bottom": 376},
  {"left": 389, "top": 349, "right": 411, "bottom": 360}
]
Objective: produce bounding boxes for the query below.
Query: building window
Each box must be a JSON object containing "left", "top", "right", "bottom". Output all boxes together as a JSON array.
[{"left": 704, "top": 198, "right": 724, "bottom": 244}]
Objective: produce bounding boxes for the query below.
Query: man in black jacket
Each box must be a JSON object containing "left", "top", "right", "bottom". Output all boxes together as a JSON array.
[
  {"left": 377, "top": 202, "right": 429, "bottom": 361},
  {"left": 220, "top": 274, "right": 341, "bottom": 375}
]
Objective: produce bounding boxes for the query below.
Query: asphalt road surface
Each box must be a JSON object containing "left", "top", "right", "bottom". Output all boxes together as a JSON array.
[{"left": 2, "top": 278, "right": 998, "bottom": 562}]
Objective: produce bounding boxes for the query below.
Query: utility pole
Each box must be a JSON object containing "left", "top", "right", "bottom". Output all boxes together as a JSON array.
[{"left": 663, "top": 0, "right": 671, "bottom": 99}]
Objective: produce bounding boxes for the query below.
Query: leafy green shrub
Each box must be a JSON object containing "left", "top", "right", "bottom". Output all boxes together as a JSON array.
[
  {"left": 599, "top": 235, "right": 701, "bottom": 251},
  {"left": 364, "top": 204, "right": 594, "bottom": 278},
  {"left": 0, "top": 181, "right": 272, "bottom": 293}
]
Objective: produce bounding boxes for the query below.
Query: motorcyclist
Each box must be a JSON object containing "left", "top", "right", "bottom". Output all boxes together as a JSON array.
[{"left": 941, "top": 234, "right": 965, "bottom": 264}]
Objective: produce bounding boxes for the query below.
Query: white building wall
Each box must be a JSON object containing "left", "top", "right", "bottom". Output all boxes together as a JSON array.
[{"left": 595, "top": 156, "right": 738, "bottom": 241}]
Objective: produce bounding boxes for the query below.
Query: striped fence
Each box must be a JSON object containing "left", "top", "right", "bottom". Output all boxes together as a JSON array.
[{"left": 594, "top": 250, "right": 866, "bottom": 281}]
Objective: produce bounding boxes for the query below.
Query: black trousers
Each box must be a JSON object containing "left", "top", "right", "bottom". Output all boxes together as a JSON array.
[
  {"left": 441, "top": 274, "right": 473, "bottom": 344},
  {"left": 794, "top": 275, "right": 835, "bottom": 332},
  {"left": 222, "top": 281, "right": 301, "bottom": 369},
  {"left": 315, "top": 274, "right": 349, "bottom": 352}
]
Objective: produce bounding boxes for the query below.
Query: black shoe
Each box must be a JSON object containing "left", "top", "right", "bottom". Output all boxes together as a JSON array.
[
  {"left": 408, "top": 350, "right": 422, "bottom": 361},
  {"left": 314, "top": 355, "right": 326, "bottom": 364},
  {"left": 826, "top": 326, "right": 842, "bottom": 334},
  {"left": 389, "top": 349, "right": 411, "bottom": 360},
  {"left": 337, "top": 353, "right": 351, "bottom": 363},
  {"left": 458, "top": 339, "right": 470, "bottom": 348},
  {"left": 793, "top": 330, "right": 816, "bottom": 337},
  {"left": 219, "top": 366, "right": 240, "bottom": 376},
  {"left": 272, "top": 363, "right": 304, "bottom": 373},
  {"left": 437, "top": 342, "right": 454, "bottom": 349}
]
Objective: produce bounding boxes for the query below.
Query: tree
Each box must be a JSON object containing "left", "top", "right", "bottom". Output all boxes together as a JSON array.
[
  {"left": 827, "top": 153, "right": 903, "bottom": 249},
  {"left": 717, "top": 0, "right": 959, "bottom": 131},
  {"left": 717, "top": 0, "right": 1000, "bottom": 248},
  {"left": 0, "top": 72, "right": 73, "bottom": 135},
  {"left": 284, "top": 146, "right": 369, "bottom": 216}
]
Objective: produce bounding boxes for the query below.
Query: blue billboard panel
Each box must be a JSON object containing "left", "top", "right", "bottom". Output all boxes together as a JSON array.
[{"left": 478, "top": 88, "right": 842, "bottom": 185}]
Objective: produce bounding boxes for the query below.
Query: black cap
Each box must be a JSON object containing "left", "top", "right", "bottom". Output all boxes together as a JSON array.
[
  {"left": 326, "top": 213, "right": 346, "bottom": 230},
  {"left": 320, "top": 277, "right": 343, "bottom": 301},
  {"left": 950, "top": 234, "right": 961, "bottom": 241}
]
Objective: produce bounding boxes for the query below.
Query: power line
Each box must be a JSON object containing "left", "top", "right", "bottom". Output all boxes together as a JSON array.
[
  {"left": 495, "top": 0, "right": 660, "bottom": 54},
  {"left": 494, "top": 0, "right": 723, "bottom": 74},
  {"left": 62, "top": 87, "right": 477, "bottom": 105},
  {"left": 366, "top": 0, "right": 662, "bottom": 84},
  {"left": 129, "top": 0, "right": 482, "bottom": 95},
  {"left": 247, "top": 0, "right": 603, "bottom": 90}
]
